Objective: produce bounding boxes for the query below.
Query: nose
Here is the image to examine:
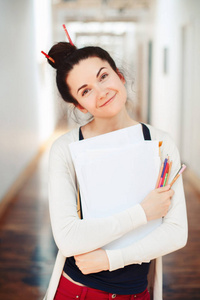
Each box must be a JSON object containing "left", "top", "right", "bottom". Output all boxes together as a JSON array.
[{"left": 96, "top": 85, "right": 109, "bottom": 100}]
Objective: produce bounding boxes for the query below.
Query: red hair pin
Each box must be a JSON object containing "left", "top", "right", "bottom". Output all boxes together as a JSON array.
[
  {"left": 41, "top": 51, "right": 55, "bottom": 63},
  {"left": 62, "top": 24, "right": 74, "bottom": 46}
]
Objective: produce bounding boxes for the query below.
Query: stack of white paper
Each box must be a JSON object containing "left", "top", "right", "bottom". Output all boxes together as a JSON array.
[{"left": 69, "top": 125, "right": 161, "bottom": 250}]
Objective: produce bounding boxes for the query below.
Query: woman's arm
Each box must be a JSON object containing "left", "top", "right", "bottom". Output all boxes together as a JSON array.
[{"left": 106, "top": 179, "right": 187, "bottom": 271}]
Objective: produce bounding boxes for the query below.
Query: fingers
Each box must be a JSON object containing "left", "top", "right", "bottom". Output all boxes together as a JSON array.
[
  {"left": 169, "top": 189, "right": 174, "bottom": 198},
  {"left": 156, "top": 184, "right": 171, "bottom": 192},
  {"left": 74, "top": 249, "right": 109, "bottom": 274},
  {"left": 157, "top": 185, "right": 175, "bottom": 198},
  {"left": 160, "top": 188, "right": 174, "bottom": 200}
]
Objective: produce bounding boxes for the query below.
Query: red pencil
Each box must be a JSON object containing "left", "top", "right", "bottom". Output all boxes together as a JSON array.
[
  {"left": 158, "top": 157, "right": 168, "bottom": 188},
  {"left": 161, "top": 162, "right": 169, "bottom": 187},
  {"left": 165, "top": 161, "right": 172, "bottom": 185}
]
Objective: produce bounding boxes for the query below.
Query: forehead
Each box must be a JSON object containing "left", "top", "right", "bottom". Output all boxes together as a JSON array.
[{"left": 67, "top": 57, "right": 111, "bottom": 89}]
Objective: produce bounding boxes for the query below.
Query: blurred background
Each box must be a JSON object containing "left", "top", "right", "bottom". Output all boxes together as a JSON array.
[{"left": 0, "top": 0, "right": 200, "bottom": 299}]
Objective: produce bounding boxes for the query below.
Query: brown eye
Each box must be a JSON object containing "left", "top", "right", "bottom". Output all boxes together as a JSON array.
[
  {"left": 82, "top": 88, "right": 90, "bottom": 96},
  {"left": 100, "top": 73, "right": 108, "bottom": 81}
]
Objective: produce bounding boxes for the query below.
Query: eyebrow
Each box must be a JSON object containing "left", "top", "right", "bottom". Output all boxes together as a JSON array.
[
  {"left": 96, "top": 67, "right": 106, "bottom": 78},
  {"left": 77, "top": 67, "right": 106, "bottom": 94}
]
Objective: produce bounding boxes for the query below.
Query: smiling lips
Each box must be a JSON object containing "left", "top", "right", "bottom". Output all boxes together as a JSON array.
[{"left": 99, "top": 94, "right": 116, "bottom": 107}]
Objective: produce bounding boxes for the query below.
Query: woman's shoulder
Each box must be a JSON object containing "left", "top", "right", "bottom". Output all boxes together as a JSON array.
[
  {"left": 50, "top": 126, "right": 80, "bottom": 156},
  {"left": 144, "top": 123, "right": 180, "bottom": 161},
  {"left": 144, "top": 123, "right": 175, "bottom": 144}
]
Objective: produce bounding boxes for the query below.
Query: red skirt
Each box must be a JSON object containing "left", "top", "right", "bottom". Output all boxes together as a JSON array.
[{"left": 54, "top": 275, "right": 150, "bottom": 300}]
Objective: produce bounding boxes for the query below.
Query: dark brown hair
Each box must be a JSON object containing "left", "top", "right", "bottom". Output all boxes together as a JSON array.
[{"left": 47, "top": 42, "right": 118, "bottom": 105}]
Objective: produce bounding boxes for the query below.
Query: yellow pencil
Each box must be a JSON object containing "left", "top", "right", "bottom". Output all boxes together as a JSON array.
[{"left": 159, "top": 141, "right": 163, "bottom": 158}]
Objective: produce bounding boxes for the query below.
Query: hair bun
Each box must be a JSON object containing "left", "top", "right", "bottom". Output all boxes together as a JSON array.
[{"left": 48, "top": 42, "right": 77, "bottom": 69}]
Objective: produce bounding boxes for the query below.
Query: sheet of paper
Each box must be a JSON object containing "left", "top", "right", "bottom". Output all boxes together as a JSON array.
[
  {"left": 69, "top": 124, "right": 144, "bottom": 161},
  {"left": 69, "top": 126, "right": 162, "bottom": 250}
]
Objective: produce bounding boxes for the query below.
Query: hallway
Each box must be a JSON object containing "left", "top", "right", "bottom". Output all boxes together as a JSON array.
[
  {"left": 0, "top": 125, "right": 199, "bottom": 300},
  {"left": 1, "top": 1, "right": 200, "bottom": 299}
]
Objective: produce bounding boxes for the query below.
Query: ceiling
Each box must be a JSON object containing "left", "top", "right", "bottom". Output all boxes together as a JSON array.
[{"left": 52, "top": 0, "right": 155, "bottom": 22}]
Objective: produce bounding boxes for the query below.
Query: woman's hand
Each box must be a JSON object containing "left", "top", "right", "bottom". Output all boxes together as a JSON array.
[
  {"left": 141, "top": 185, "right": 174, "bottom": 221},
  {"left": 74, "top": 248, "right": 110, "bottom": 274}
]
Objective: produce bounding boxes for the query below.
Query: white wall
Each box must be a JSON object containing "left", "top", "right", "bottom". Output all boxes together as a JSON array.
[
  {"left": 0, "top": 0, "right": 57, "bottom": 202},
  {"left": 150, "top": 0, "right": 200, "bottom": 176},
  {"left": 134, "top": 21, "right": 155, "bottom": 123}
]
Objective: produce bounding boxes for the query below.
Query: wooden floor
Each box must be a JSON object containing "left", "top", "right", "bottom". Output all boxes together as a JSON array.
[{"left": 0, "top": 132, "right": 200, "bottom": 300}]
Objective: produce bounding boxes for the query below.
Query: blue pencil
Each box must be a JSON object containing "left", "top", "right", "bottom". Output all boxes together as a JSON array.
[{"left": 158, "top": 157, "right": 168, "bottom": 187}]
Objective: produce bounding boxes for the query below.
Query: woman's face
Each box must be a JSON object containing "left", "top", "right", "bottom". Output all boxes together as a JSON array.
[{"left": 66, "top": 57, "right": 127, "bottom": 119}]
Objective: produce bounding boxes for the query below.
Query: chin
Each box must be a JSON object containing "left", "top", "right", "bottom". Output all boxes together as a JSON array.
[{"left": 104, "top": 107, "right": 125, "bottom": 118}]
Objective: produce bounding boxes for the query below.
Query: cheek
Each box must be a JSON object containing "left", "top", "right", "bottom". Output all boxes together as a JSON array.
[
  {"left": 119, "top": 82, "right": 127, "bottom": 98},
  {"left": 76, "top": 94, "right": 96, "bottom": 110},
  {"left": 114, "top": 77, "right": 126, "bottom": 91}
]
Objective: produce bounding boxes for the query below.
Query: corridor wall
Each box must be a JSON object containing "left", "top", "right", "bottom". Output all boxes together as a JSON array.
[
  {"left": 151, "top": 0, "right": 200, "bottom": 177},
  {"left": 0, "top": 0, "right": 56, "bottom": 203}
]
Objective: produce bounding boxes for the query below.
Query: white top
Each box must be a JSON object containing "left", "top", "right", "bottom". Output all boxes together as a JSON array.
[{"left": 44, "top": 124, "right": 188, "bottom": 300}]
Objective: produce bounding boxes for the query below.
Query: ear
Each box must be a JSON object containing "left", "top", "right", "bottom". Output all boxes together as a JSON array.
[
  {"left": 116, "top": 68, "right": 125, "bottom": 84},
  {"left": 75, "top": 103, "right": 88, "bottom": 114}
]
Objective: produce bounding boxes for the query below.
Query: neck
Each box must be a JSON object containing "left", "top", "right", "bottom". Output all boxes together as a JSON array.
[{"left": 85, "top": 107, "right": 139, "bottom": 137}]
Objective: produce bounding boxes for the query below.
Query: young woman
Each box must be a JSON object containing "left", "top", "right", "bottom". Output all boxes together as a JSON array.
[{"left": 43, "top": 39, "right": 187, "bottom": 300}]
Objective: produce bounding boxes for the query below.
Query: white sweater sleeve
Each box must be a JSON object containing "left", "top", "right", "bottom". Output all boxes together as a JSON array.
[
  {"left": 48, "top": 135, "right": 147, "bottom": 258},
  {"left": 105, "top": 132, "right": 188, "bottom": 271}
]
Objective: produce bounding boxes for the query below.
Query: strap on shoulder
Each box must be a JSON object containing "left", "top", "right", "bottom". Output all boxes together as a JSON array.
[
  {"left": 79, "top": 127, "right": 84, "bottom": 140},
  {"left": 140, "top": 123, "right": 151, "bottom": 140},
  {"left": 78, "top": 127, "right": 84, "bottom": 219}
]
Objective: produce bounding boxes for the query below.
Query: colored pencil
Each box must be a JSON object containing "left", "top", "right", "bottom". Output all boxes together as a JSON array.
[
  {"left": 161, "top": 162, "right": 169, "bottom": 187},
  {"left": 158, "top": 157, "right": 168, "bottom": 188},
  {"left": 169, "top": 164, "right": 186, "bottom": 187},
  {"left": 41, "top": 51, "right": 55, "bottom": 63},
  {"left": 165, "top": 161, "right": 172, "bottom": 186}
]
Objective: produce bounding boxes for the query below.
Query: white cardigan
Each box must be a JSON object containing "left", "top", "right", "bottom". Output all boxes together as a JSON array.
[{"left": 44, "top": 124, "right": 188, "bottom": 300}]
